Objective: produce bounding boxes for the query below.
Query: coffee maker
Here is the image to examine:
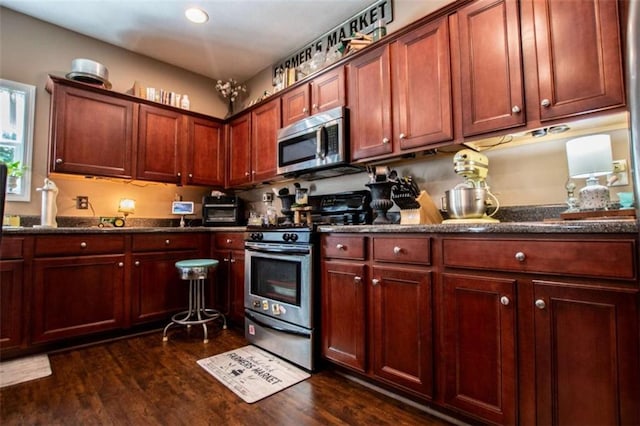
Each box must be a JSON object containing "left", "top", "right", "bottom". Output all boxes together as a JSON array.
[{"left": 442, "top": 149, "right": 499, "bottom": 223}]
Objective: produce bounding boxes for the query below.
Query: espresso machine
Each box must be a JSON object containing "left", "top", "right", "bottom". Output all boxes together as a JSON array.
[{"left": 442, "top": 149, "right": 500, "bottom": 223}]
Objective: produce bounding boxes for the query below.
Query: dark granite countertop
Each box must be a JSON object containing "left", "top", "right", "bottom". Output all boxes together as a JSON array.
[{"left": 1, "top": 226, "right": 246, "bottom": 235}]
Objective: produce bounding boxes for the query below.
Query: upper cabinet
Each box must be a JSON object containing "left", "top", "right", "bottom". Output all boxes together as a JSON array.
[
  {"left": 226, "top": 112, "right": 252, "bottom": 187},
  {"left": 451, "top": 0, "right": 525, "bottom": 136},
  {"left": 136, "top": 104, "right": 183, "bottom": 184},
  {"left": 49, "top": 82, "right": 136, "bottom": 179},
  {"left": 522, "top": 0, "right": 625, "bottom": 122},
  {"left": 281, "top": 66, "right": 346, "bottom": 127},
  {"left": 185, "top": 117, "right": 225, "bottom": 187}
]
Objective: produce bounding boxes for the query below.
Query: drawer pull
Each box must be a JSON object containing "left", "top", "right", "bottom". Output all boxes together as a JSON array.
[
  {"left": 511, "top": 105, "right": 521, "bottom": 114},
  {"left": 515, "top": 251, "right": 526, "bottom": 262},
  {"left": 541, "top": 98, "right": 551, "bottom": 107},
  {"left": 230, "top": 258, "right": 236, "bottom": 263},
  {"left": 393, "top": 246, "right": 402, "bottom": 255},
  {"left": 80, "top": 242, "right": 87, "bottom": 248},
  {"left": 226, "top": 238, "right": 232, "bottom": 244},
  {"left": 354, "top": 276, "right": 362, "bottom": 284},
  {"left": 134, "top": 261, "right": 140, "bottom": 266},
  {"left": 223, "top": 258, "right": 230, "bottom": 262},
  {"left": 500, "top": 296, "right": 510, "bottom": 306},
  {"left": 336, "top": 244, "right": 345, "bottom": 250},
  {"left": 372, "top": 278, "right": 380, "bottom": 286},
  {"left": 165, "top": 239, "right": 170, "bottom": 245},
  {"left": 118, "top": 262, "right": 124, "bottom": 267},
  {"left": 535, "top": 299, "right": 546, "bottom": 310},
  {"left": 382, "top": 137, "right": 390, "bottom": 144}
]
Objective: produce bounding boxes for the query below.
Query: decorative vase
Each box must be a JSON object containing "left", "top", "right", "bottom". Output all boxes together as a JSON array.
[
  {"left": 366, "top": 181, "right": 395, "bottom": 224},
  {"left": 226, "top": 100, "right": 234, "bottom": 118}
]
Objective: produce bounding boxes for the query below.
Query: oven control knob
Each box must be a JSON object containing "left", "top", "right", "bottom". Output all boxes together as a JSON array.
[
  {"left": 252, "top": 301, "right": 261, "bottom": 308},
  {"left": 282, "top": 233, "right": 290, "bottom": 241},
  {"left": 290, "top": 233, "right": 298, "bottom": 242},
  {"left": 250, "top": 232, "right": 263, "bottom": 241}
]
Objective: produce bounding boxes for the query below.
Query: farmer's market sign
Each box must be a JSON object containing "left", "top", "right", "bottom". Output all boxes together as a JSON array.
[{"left": 272, "top": 0, "right": 393, "bottom": 78}]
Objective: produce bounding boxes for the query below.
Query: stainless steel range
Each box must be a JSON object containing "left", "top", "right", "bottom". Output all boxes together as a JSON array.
[{"left": 244, "top": 191, "right": 371, "bottom": 371}]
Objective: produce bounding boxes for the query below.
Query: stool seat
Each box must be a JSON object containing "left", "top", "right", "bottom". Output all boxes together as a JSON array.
[{"left": 163, "top": 258, "right": 226, "bottom": 343}]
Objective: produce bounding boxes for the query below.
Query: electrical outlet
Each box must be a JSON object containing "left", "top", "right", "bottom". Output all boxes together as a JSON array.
[
  {"left": 609, "top": 160, "right": 629, "bottom": 187},
  {"left": 76, "top": 195, "right": 89, "bottom": 209}
]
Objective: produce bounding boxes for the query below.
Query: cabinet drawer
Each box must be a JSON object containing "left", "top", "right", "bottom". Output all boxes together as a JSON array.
[
  {"left": 35, "top": 235, "right": 125, "bottom": 256},
  {"left": 0, "top": 237, "right": 25, "bottom": 259},
  {"left": 214, "top": 232, "right": 245, "bottom": 250},
  {"left": 373, "top": 236, "right": 431, "bottom": 265},
  {"left": 322, "top": 235, "right": 366, "bottom": 260},
  {"left": 132, "top": 233, "right": 201, "bottom": 252},
  {"left": 443, "top": 238, "right": 636, "bottom": 280}
]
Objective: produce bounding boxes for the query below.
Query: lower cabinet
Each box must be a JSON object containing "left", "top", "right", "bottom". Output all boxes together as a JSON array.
[
  {"left": 212, "top": 232, "right": 246, "bottom": 325},
  {"left": 321, "top": 234, "right": 434, "bottom": 400},
  {"left": 0, "top": 237, "right": 28, "bottom": 352}
]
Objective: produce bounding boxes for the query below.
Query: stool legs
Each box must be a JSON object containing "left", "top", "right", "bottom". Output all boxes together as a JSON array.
[{"left": 162, "top": 277, "right": 226, "bottom": 343}]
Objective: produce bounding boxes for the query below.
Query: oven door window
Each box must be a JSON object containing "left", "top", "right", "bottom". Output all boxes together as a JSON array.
[{"left": 251, "top": 255, "right": 301, "bottom": 306}]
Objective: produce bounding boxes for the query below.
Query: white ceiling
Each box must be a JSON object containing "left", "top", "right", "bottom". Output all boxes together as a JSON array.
[{"left": 0, "top": 0, "right": 376, "bottom": 82}]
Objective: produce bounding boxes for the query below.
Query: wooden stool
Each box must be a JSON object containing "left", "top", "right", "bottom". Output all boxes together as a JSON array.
[{"left": 162, "top": 259, "right": 226, "bottom": 343}]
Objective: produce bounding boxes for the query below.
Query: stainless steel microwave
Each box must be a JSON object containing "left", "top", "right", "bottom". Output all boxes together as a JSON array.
[{"left": 276, "top": 106, "right": 350, "bottom": 177}]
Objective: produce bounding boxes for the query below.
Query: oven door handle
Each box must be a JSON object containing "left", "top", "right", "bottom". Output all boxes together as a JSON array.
[
  {"left": 245, "top": 311, "right": 311, "bottom": 338},
  {"left": 245, "top": 245, "right": 310, "bottom": 255}
]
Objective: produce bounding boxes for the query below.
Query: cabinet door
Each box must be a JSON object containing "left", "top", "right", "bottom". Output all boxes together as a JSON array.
[
  {"left": 32, "top": 255, "right": 125, "bottom": 343},
  {"left": 529, "top": 0, "right": 624, "bottom": 121},
  {"left": 348, "top": 44, "right": 393, "bottom": 161},
  {"left": 392, "top": 17, "right": 453, "bottom": 150},
  {"left": 251, "top": 97, "right": 281, "bottom": 183},
  {"left": 137, "top": 104, "right": 183, "bottom": 183},
  {"left": 229, "top": 250, "right": 245, "bottom": 324},
  {"left": 371, "top": 265, "right": 433, "bottom": 398},
  {"left": 130, "top": 250, "right": 199, "bottom": 325},
  {"left": 0, "top": 260, "right": 23, "bottom": 351},
  {"left": 311, "top": 66, "right": 346, "bottom": 114},
  {"left": 185, "top": 116, "right": 225, "bottom": 187},
  {"left": 454, "top": 0, "right": 525, "bottom": 136},
  {"left": 50, "top": 84, "right": 135, "bottom": 178},
  {"left": 226, "top": 112, "right": 252, "bottom": 186},
  {"left": 321, "top": 260, "right": 367, "bottom": 372},
  {"left": 533, "top": 282, "right": 640, "bottom": 425},
  {"left": 442, "top": 273, "right": 517, "bottom": 425},
  {"left": 281, "top": 84, "right": 310, "bottom": 127}
]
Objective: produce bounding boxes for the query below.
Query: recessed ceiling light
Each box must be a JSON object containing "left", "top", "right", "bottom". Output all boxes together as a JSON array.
[{"left": 185, "top": 7, "right": 209, "bottom": 24}]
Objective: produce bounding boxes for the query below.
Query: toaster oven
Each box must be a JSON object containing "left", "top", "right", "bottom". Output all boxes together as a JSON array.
[{"left": 202, "top": 196, "right": 244, "bottom": 226}]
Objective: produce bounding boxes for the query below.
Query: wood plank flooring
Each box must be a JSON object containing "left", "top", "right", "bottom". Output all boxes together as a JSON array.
[{"left": 1, "top": 327, "right": 456, "bottom": 425}]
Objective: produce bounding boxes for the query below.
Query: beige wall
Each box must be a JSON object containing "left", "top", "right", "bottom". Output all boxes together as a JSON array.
[{"left": 1, "top": 7, "right": 227, "bottom": 219}]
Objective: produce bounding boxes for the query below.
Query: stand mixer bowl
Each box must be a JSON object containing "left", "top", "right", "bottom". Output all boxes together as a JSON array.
[{"left": 444, "top": 187, "right": 488, "bottom": 219}]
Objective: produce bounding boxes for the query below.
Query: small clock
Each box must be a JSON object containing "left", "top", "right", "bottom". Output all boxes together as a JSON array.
[{"left": 113, "top": 218, "right": 125, "bottom": 227}]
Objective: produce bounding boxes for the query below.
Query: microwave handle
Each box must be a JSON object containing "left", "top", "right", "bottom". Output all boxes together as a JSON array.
[{"left": 316, "top": 125, "right": 326, "bottom": 160}]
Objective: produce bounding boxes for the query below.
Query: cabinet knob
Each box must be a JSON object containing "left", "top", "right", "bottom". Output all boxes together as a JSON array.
[
  {"left": 382, "top": 137, "right": 390, "bottom": 144},
  {"left": 188, "top": 173, "right": 193, "bottom": 178},
  {"left": 230, "top": 258, "right": 236, "bottom": 263},
  {"left": 512, "top": 105, "right": 521, "bottom": 113},
  {"left": 535, "top": 299, "right": 546, "bottom": 310},
  {"left": 223, "top": 258, "right": 230, "bottom": 262},
  {"left": 177, "top": 172, "right": 181, "bottom": 178},
  {"left": 118, "top": 262, "right": 124, "bottom": 267},
  {"left": 226, "top": 238, "right": 232, "bottom": 244},
  {"left": 312, "top": 103, "right": 318, "bottom": 110},
  {"left": 354, "top": 276, "right": 362, "bottom": 284},
  {"left": 399, "top": 133, "right": 406, "bottom": 140},
  {"left": 80, "top": 242, "right": 87, "bottom": 248},
  {"left": 336, "top": 243, "right": 345, "bottom": 250},
  {"left": 500, "top": 296, "right": 510, "bottom": 306},
  {"left": 165, "top": 239, "right": 170, "bottom": 245},
  {"left": 303, "top": 107, "right": 308, "bottom": 113},
  {"left": 541, "top": 99, "right": 551, "bottom": 107},
  {"left": 372, "top": 278, "right": 380, "bottom": 286},
  {"left": 55, "top": 158, "right": 63, "bottom": 164},
  {"left": 515, "top": 251, "right": 526, "bottom": 262},
  {"left": 245, "top": 172, "right": 250, "bottom": 177},
  {"left": 134, "top": 261, "right": 140, "bottom": 266},
  {"left": 393, "top": 246, "right": 402, "bottom": 255}
]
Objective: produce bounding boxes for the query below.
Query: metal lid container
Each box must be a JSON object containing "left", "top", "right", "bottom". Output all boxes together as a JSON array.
[{"left": 66, "top": 58, "right": 112, "bottom": 89}]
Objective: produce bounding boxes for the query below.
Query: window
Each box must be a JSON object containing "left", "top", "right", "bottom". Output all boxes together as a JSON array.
[{"left": 0, "top": 79, "right": 35, "bottom": 202}]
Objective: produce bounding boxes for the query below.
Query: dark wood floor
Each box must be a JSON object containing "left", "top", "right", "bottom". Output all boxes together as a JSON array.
[{"left": 1, "top": 327, "right": 457, "bottom": 425}]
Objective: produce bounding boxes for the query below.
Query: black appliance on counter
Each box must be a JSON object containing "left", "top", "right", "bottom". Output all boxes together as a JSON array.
[
  {"left": 202, "top": 195, "right": 244, "bottom": 226},
  {"left": 279, "top": 190, "right": 372, "bottom": 226}
]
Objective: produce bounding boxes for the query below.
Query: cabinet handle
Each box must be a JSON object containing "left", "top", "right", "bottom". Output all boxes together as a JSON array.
[
  {"left": 541, "top": 99, "right": 551, "bottom": 107},
  {"left": 134, "top": 261, "right": 140, "bottom": 266},
  {"left": 55, "top": 158, "right": 63, "bottom": 164},
  {"left": 245, "top": 172, "right": 250, "bottom": 177},
  {"left": 372, "top": 278, "right": 380, "bottom": 286},
  {"left": 230, "top": 258, "right": 236, "bottom": 263},
  {"left": 302, "top": 107, "right": 308, "bottom": 113},
  {"left": 512, "top": 105, "right": 521, "bottom": 113},
  {"left": 165, "top": 239, "right": 170, "bottom": 245},
  {"left": 223, "top": 258, "right": 230, "bottom": 262},
  {"left": 399, "top": 133, "right": 406, "bottom": 140},
  {"left": 80, "top": 242, "right": 87, "bottom": 248},
  {"left": 500, "top": 296, "right": 510, "bottom": 306},
  {"left": 382, "top": 137, "right": 390, "bottom": 144},
  {"left": 535, "top": 299, "right": 546, "bottom": 310},
  {"left": 177, "top": 172, "right": 181, "bottom": 178},
  {"left": 188, "top": 173, "right": 193, "bottom": 178},
  {"left": 354, "top": 276, "right": 362, "bottom": 284},
  {"left": 515, "top": 251, "right": 526, "bottom": 262},
  {"left": 118, "top": 262, "right": 124, "bottom": 267},
  {"left": 336, "top": 244, "right": 345, "bottom": 250},
  {"left": 393, "top": 246, "right": 402, "bottom": 255},
  {"left": 312, "top": 103, "right": 318, "bottom": 110}
]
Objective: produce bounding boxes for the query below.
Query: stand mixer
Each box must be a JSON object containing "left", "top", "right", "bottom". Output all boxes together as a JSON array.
[{"left": 442, "top": 149, "right": 500, "bottom": 223}]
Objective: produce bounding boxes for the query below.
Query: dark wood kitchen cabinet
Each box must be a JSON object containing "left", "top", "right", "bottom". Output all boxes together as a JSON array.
[
  {"left": 226, "top": 112, "right": 252, "bottom": 187},
  {"left": 130, "top": 233, "right": 207, "bottom": 325},
  {"left": 211, "top": 232, "right": 245, "bottom": 325},
  {"left": 48, "top": 79, "right": 136, "bottom": 178},
  {"left": 441, "top": 235, "right": 639, "bottom": 425},
  {"left": 0, "top": 237, "right": 28, "bottom": 353},
  {"left": 136, "top": 104, "right": 184, "bottom": 184},
  {"left": 185, "top": 116, "right": 225, "bottom": 187},
  {"left": 521, "top": 0, "right": 625, "bottom": 122},
  {"left": 31, "top": 235, "right": 126, "bottom": 344},
  {"left": 321, "top": 234, "right": 434, "bottom": 399},
  {"left": 281, "top": 66, "right": 346, "bottom": 127},
  {"left": 450, "top": 0, "right": 525, "bottom": 136}
]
